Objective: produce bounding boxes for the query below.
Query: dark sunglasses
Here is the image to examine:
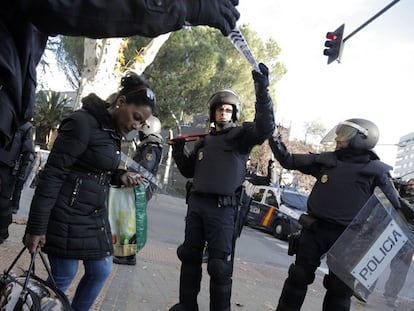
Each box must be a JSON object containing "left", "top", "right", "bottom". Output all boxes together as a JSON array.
[{"left": 124, "top": 87, "right": 156, "bottom": 107}]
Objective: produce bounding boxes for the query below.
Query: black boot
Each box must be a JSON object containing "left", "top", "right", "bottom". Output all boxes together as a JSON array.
[
  {"left": 113, "top": 255, "right": 136, "bottom": 265},
  {"left": 169, "top": 303, "right": 189, "bottom": 311},
  {"left": 210, "top": 280, "right": 232, "bottom": 311},
  {"left": 322, "top": 274, "right": 353, "bottom": 311},
  {"left": 178, "top": 263, "right": 201, "bottom": 311},
  {"left": 0, "top": 228, "right": 9, "bottom": 244},
  {"left": 276, "top": 279, "right": 308, "bottom": 311}
]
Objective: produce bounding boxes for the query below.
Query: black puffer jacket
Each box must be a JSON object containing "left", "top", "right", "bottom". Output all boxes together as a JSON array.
[{"left": 26, "top": 94, "right": 125, "bottom": 259}]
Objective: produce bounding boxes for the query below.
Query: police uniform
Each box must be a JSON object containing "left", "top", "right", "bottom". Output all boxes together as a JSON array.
[
  {"left": 0, "top": 122, "right": 34, "bottom": 242},
  {"left": 133, "top": 135, "right": 163, "bottom": 201},
  {"left": 170, "top": 69, "right": 275, "bottom": 311},
  {"left": 270, "top": 137, "right": 400, "bottom": 311}
]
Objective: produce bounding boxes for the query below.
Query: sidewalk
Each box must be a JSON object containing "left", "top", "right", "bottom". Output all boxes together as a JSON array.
[{"left": 2, "top": 188, "right": 414, "bottom": 311}]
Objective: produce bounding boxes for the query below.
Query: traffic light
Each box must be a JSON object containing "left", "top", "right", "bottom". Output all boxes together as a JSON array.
[{"left": 323, "top": 24, "right": 345, "bottom": 64}]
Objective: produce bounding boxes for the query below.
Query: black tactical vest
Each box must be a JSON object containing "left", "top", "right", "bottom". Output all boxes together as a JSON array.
[{"left": 192, "top": 129, "right": 249, "bottom": 196}]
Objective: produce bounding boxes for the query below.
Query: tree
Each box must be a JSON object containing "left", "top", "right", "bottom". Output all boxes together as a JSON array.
[
  {"left": 303, "top": 119, "right": 327, "bottom": 145},
  {"left": 51, "top": 25, "right": 285, "bottom": 128},
  {"left": 33, "top": 91, "right": 73, "bottom": 149},
  {"left": 144, "top": 25, "right": 285, "bottom": 128},
  {"left": 53, "top": 34, "right": 171, "bottom": 109}
]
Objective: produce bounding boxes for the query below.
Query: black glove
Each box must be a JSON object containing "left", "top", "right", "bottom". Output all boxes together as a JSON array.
[
  {"left": 171, "top": 137, "right": 186, "bottom": 154},
  {"left": 252, "top": 63, "right": 269, "bottom": 101},
  {"left": 185, "top": 0, "right": 240, "bottom": 36},
  {"left": 269, "top": 134, "right": 289, "bottom": 161}
]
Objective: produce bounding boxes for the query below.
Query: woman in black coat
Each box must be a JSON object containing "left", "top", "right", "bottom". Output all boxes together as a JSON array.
[{"left": 24, "top": 72, "right": 156, "bottom": 311}]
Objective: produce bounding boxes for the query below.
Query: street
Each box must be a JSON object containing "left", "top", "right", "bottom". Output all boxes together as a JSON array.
[{"left": 5, "top": 187, "right": 414, "bottom": 310}]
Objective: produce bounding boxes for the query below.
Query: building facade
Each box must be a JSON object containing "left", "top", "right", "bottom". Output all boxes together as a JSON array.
[{"left": 393, "top": 132, "right": 414, "bottom": 180}]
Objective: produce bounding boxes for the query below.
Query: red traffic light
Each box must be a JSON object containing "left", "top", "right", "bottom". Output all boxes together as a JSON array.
[
  {"left": 326, "top": 32, "right": 338, "bottom": 41},
  {"left": 323, "top": 24, "right": 345, "bottom": 64}
]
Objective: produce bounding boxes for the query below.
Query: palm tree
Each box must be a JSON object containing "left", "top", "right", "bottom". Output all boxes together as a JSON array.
[{"left": 33, "top": 91, "right": 73, "bottom": 149}]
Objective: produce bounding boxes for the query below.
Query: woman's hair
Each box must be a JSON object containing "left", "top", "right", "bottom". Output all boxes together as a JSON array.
[{"left": 112, "top": 71, "right": 157, "bottom": 113}]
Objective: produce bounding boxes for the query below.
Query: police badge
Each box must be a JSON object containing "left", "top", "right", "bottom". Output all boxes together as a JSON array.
[{"left": 145, "top": 153, "right": 153, "bottom": 161}]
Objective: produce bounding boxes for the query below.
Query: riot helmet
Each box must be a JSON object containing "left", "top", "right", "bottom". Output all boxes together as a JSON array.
[
  {"left": 321, "top": 118, "right": 379, "bottom": 150},
  {"left": 139, "top": 115, "right": 162, "bottom": 141},
  {"left": 207, "top": 89, "right": 241, "bottom": 124}
]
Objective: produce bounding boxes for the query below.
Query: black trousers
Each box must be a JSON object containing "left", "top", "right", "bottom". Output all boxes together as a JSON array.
[
  {"left": 0, "top": 165, "right": 15, "bottom": 235},
  {"left": 178, "top": 192, "right": 235, "bottom": 311},
  {"left": 276, "top": 220, "right": 353, "bottom": 311}
]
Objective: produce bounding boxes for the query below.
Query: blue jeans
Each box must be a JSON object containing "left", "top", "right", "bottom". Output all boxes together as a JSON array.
[{"left": 48, "top": 255, "right": 113, "bottom": 311}]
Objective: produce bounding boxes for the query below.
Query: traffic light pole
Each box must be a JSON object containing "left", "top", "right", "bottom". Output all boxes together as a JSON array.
[{"left": 343, "top": 0, "right": 400, "bottom": 43}]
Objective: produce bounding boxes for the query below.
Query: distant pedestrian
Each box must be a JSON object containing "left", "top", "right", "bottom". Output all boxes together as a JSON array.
[
  {"left": 270, "top": 118, "right": 400, "bottom": 311},
  {"left": 169, "top": 63, "right": 275, "bottom": 311},
  {"left": 382, "top": 178, "right": 414, "bottom": 308}
]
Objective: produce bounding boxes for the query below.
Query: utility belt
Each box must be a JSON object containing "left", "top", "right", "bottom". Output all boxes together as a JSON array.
[
  {"left": 191, "top": 191, "right": 238, "bottom": 208},
  {"left": 187, "top": 181, "right": 239, "bottom": 208},
  {"left": 72, "top": 170, "right": 112, "bottom": 185}
]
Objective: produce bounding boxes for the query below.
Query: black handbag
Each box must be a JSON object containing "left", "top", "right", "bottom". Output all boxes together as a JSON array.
[{"left": 0, "top": 247, "right": 71, "bottom": 310}]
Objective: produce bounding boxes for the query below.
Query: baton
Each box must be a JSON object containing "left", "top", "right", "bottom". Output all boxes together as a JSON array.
[
  {"left": 228, "top": 25, "right": 260, "bottom": 72},
  {"left": 168, "top": 133, "right": 208, "bottom": 145},
  {"left": 120, "top": 152, "right": 163, "bottom": 190}
]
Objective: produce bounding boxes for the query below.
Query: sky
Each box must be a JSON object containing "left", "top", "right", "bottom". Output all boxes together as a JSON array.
[
  {"left": 39, "top": 0, "right": 414, "bottom": 171},
  {"left": 236, "top": 0, "right": 414, "bottom": 170}
]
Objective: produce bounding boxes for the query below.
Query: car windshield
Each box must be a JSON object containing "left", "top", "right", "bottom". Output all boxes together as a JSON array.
[{"left": 281, "top": 191, "right": 308, "bottom": 212}]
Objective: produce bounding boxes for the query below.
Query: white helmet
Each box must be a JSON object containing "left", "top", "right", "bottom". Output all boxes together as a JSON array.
[{"left": 140, "top": 115, "right": 162, "bottom": 139}]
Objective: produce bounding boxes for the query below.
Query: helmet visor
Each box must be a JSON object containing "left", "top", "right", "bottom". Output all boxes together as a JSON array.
[{"left": 320, "top": 122, "right": 359, "bottom": 144}]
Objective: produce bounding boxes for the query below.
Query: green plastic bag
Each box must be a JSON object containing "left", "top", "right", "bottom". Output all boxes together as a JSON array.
[
  {"left": 108, "top": 185, "right": 148, "bottom": 256},
  {"left": 134, "top": 184, "right": 148, "bottom": 251}
]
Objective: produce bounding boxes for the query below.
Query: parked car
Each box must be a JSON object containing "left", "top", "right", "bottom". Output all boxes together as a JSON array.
[{"left": 246, "top": 185, "right": 308, "bottom": 240}]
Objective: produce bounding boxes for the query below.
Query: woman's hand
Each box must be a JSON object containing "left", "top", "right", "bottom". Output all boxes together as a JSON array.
[
  {"left": 24, "top": 233, "right": 46, "bottom": 253},
  {"left": 121, "top": 171, "right": 144, "bottom": 187}
]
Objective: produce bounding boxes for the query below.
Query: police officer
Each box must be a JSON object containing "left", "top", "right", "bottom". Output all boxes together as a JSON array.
[
  {"left": 113, "top": 115, "right": 163, "bottom": 265},
  {"left": 269, "top": 119, "right": 400, "bottom": 311},
  {"left": 0, "top": 121, "right": 35, "bottom": 243},
  {"left": 169, "top": 63, "right": 275, "bottom": 311},
  {"left": 11, "top": 121, "right": 36, "bottom": 214},
  {"left": 382, "top": 178, "right": 414, "bottom": 308},
  {"left": 133, "top": 115, "right": 163, "bottom": 202}
]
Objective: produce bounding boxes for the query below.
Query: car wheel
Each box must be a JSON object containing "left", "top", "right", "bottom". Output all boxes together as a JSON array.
[{"left": 273, "top": 220, "right": 286, "bottom": 240}]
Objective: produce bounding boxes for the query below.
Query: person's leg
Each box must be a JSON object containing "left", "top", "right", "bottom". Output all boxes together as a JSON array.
[
  {"left": 383, "top": 246, "right": 413, "bottom": 306},
  {"left": 276, "top": 228, "right": 320, "bottom": 311},
  {"left": 204, "top": 204, "right": 234, "bottom": 311},
  {"left": 170, "top": 195, "right": 205, "bottom": 311},
  {"left": 11, "top": 179, "right": 24, "bottom": 214},
  {"left": 0, "top": 196, "right": 13, "bottom": 243},
  {"left": 71, "top": 256, "right": 113, "bottom": 311},
  {"left": 48, "top": 255, "right": 80, "bottom": 292},
  {"left": 322, "top": 272, "right": 353, "bottom": 311},
  {"left": 320, "top": 223, "right": 353, "bottom": 311},
  {"left": 0, "top": 168, "right": 15, "bottom": 243}
]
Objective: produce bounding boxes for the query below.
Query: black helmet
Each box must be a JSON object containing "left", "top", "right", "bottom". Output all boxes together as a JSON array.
[
  {"left": 207, "top": 89, "right": 241, "bottom": 123},
  {"left": 321, "top": 118, "right": 379, "bottom": 150},
  {"left": 335, "top": 118, "right": 379, "bottom": 150}
]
